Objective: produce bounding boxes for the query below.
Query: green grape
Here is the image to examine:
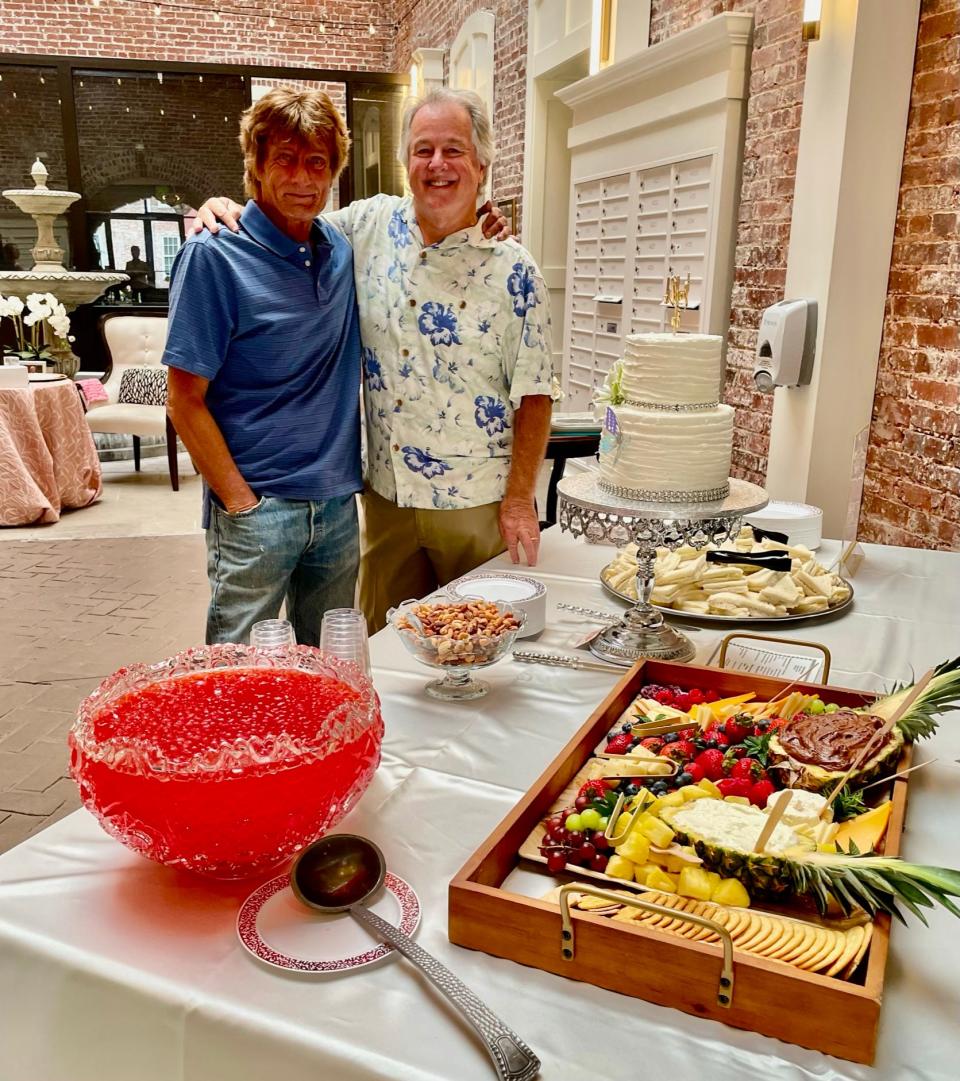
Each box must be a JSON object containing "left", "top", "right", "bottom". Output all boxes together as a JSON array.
[
  {"left": 598, "top": 815, "right": 609, "bottom": 828},
  {"left": 579, "top": 808, "right": 602, "bottom": 831},
  {"left": 807, "top": 697, "right": 826, "bottom": 715},
  {"left": 564, "top": 813, "right": 583, "bottom": 832},
  {"left": 824, "top": 702, "right": 840, "bottom": 714}
]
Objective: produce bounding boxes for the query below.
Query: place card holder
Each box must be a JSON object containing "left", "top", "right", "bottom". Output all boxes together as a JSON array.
[
  {"left": 556, "top": 883, "right": 735, "bottom": 1007},
  {"left": 838, "top": 424, "right": 869, "bottom": 577},
  {"left": 716, "top": 632, "right": 832, "bottom": 684}
]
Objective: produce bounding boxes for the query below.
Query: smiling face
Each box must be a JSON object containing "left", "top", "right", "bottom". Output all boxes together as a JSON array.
[
  {"left": 253, "top": 133, "right": 333, "bottom": 239},
  {"left": 406, "top": 102, "right": 485, "bottom": 244}
]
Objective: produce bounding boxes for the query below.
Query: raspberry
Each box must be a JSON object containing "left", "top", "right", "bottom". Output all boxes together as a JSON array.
[{"left": 687, "top": 688, "right": 705, "bottom": 705}]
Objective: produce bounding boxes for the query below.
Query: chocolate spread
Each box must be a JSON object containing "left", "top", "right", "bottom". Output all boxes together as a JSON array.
[{"left": 778, "top": 710, "right": 887, "bottom": 771}]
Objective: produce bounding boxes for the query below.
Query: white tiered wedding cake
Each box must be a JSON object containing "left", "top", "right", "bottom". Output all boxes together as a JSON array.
[{"left": 597, "top": 333, "right": 733, "bottom": 502}]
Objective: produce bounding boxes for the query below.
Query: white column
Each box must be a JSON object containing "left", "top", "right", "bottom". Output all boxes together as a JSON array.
[
  {"left": 764, "top": 0, "right": 920, "bottom": 535},
  {"left": 412, "top": 47, "right": 446, "bottom": 95}
]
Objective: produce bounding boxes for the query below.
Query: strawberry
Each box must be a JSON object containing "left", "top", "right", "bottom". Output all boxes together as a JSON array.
[
  {"left": 716, "top": 777, "right": 753, "bottom": 799},
  {"left": 684, "top": 761, "right": 705, "bottom": 782},
  {"left": 749, "top": 779, "right": 777, "bottom": 808},
  {"left": 577, "top": 779, "right": 612, "bottom": 802},
  {"left": 725, "top": 745, "right": 747, "bottom": 760},
  {"left": 730, "top": 757, "right": 762, "bottom": 781},
  {"left": 694, "top": 748, "right": 726, "bottom": 781},
  {"left": 722, "top": 715, "right": 752, "bottom": 744},
  {"left": 677, "top": 727, "right": 697, "bottom": 740},
  {"left": 705, "top": 689, "right": 720, "bottom": 702},
  {"left": 640, "top": 736, "right": 665, "bottom": 754},
  {"left": 664, "top": 739, "right": 696, "bottom": 762},
  {"left": 604, "top": 732, "right": 633, "bottom": 755}
]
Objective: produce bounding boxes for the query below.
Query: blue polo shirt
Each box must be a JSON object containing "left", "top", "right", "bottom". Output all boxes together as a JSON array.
[{"left": 163, "top": 199, "right": 362, "bottom": 505}]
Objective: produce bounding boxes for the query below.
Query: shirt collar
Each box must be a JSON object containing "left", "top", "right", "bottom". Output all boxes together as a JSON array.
[
  {"left": 404, "top": 197, "right": 497, "bottom": 252},
  {"left": 242, "top": 199, "right": 330, "bottom": 258}
]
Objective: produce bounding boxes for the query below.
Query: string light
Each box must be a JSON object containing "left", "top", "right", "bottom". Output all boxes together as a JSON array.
[
  {"left": 160, "top": 108, "right": 165, "bottom": 115},
  {"left": 368, "top": 23, "right": 375, "bottom": 34},
  {"left": 319, "top": 22, "right": 325, "bottom": 33},
  {"left": 39, "top": 75, "right": 45, "bottom": 84},
  {"left": 154, "top": 3, "right": 161, "bottom": 14},
  {"left": 213, "top": 10, "right": 221, "bottom": 21}
]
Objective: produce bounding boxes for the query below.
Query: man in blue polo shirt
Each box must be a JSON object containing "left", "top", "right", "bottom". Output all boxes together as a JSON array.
[{"left": 164, "top": 88, "right": 360, "bottom": 646}]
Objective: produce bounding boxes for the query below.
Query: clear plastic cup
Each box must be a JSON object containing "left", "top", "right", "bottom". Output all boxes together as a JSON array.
[
  {"left": 320, "top": 608, "right": 370, "bottom": 676},
  {"left": 250, "top": 619, "right": 296, "bottom": 649}
]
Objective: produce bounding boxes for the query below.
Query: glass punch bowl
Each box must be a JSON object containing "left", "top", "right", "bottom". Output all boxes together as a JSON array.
[
  {"left": 68, "top": 644, "right": 383, "bottom": 879},
  {"left": 388, "top": 594, "right": 525, "bottom": 701}
]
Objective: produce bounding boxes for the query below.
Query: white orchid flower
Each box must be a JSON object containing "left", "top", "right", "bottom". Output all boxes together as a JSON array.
[
  {"left": 0, "top": 295, "right": 25, "bottom": 318},
  {"left": 23, "top": 310, "right": 44, "bottom": 327},
  {"left": 592, "top": 359, "right": 626, "bottom": 411}
]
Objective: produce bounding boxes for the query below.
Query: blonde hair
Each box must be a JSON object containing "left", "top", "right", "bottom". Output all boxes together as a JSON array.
[
  {"left": 239, "top": 87, "right": 351, "bottom": 199},
  {"left": 399, "top": 88, "right": 495, "bottom": 177}
]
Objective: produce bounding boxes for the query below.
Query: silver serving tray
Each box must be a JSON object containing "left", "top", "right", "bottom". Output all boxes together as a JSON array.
[{"left": 599, "top": 564, "right": 855, "bottom": 624}]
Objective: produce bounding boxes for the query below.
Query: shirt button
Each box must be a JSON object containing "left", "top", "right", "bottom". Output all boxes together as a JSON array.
[
  {"left": 392, "top": 443, "right": 400, "bottom": 451},
  {"left": 395, "top": 399, "right": 402, "bottom": 407},
  {"left": 420, "top": 250, "right": 427, "bottom": 259},
  {"left": 299, "top": 246, "right": 306, "bottom": 253},
  {"left": 304, "top": 260, "right": 311, "bottom": 267},
  {"left": 401, "top": 348, "right": 409, "bottom": 357},
  {"left": 408, "top": 298, "right": 416, "bottom": 307},
  {"left": 459, "top": 300, "right": 466, "bottom": 309}
]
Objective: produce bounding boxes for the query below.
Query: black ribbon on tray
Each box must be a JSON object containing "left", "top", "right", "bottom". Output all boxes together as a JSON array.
[
  {"left": 706, "top": 550, "right": 793, "bottom": 572},
  {"left": 749, "top": 524, "right": 790, "bottom": 544}
]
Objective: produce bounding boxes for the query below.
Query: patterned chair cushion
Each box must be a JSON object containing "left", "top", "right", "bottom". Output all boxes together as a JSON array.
[{"left": 118, "top": 366, "right": 167, "bottom": 407}]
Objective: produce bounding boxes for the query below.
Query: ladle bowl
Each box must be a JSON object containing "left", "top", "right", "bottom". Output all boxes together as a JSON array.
[{"left": 291, "top": 835, "right": 540, "bottom": 1081}]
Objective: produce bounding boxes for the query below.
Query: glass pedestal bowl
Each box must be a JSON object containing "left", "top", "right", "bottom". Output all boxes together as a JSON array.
[
  {"left": 68, "top": 644, "right": 383, "bottom": 879},
  {"left": 388, "top": 595, "right": 525, "bottom": 701}
]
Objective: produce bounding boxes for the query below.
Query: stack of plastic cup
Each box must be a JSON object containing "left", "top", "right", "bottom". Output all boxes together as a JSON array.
[
  {"left": 250, "top": 619, "right": 296, "bottom": 649},
  {"left": 319, "top": 608, "right": 371, "bottom": 676}
]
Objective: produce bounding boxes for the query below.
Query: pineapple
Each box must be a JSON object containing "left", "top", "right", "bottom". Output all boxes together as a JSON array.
[
  {"left": 678, "top": 866, "right": 715, "bottom": 901},
  {"left": 711, "top": 878, "right": 751, "bottom": 907},
  {"left": 769, "top": 656, "right": 960, "bottom": 793},
  {"left": 660, "top": 798, "right": 960, "bottom": 923}
]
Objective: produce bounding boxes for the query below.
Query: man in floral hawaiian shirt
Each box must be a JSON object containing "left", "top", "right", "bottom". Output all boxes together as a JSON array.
[{"left": 196, "top": 88, "right": 554, "bottom": 631}]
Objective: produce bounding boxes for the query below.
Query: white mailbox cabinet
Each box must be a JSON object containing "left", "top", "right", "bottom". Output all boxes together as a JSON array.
[{"left": 556, "top": 13, "right": 753, "bottom": 410}]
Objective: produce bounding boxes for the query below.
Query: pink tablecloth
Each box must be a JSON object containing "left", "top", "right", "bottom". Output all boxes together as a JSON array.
[{"left": 0, "top": 380, "right": 102, "bottom": 525}]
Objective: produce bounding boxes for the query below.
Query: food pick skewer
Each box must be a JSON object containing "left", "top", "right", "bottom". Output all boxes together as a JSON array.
[
  {"left": 819, "top": 667, "right": 935, "bottom": 819},
  {"left": 753, "top": 789, "right": 793, "bottom": 854},
  {"left": 860, "top": 757, "right": 939, "bottom": 791}
]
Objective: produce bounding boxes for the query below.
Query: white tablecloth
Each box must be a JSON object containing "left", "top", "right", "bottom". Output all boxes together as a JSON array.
[{"left": 1, "top": 531, "right": 959, "bottom": 1081}]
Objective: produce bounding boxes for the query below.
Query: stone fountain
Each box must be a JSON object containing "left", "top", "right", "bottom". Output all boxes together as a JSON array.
[{"left": 1, "top": 159, "right": 127, "bottom": 376}]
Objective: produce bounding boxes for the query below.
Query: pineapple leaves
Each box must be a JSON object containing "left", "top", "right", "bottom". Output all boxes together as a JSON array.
[
  {"left": 883, "top": 655, "right": 960, "bottom": 742},
  {"left": 796, "top": 850, "right": 960, "bottom": 924}
]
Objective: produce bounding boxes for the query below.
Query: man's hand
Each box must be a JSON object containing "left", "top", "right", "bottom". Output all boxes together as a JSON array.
[
  {"left": 476, "top": 200, "right": 511, "bottom": 241},
  {"left": 498, "top": 495, "right": 540, "bottom": 566},
  {"left": 190, "top": 197, "right": 245, "bottom": 236}
]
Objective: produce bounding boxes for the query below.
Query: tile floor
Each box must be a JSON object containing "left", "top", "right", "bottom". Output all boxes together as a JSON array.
[{"left": 0, "top": 448, "right": 558, "bottom": 853}]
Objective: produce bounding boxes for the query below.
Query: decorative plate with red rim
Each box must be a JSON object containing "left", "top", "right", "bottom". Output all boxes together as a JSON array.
[{"left": 237, "top": 870, "right": 420, "bottom": 973}]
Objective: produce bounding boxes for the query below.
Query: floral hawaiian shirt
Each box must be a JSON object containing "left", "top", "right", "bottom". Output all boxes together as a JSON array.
[{"left": 326, "top": 194, "right": 554, "bottom": 510}]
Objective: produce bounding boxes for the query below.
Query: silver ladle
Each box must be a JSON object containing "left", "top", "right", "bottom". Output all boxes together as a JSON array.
[{"left": 290, "top": 834, "right": 540, "bottom": 1081}]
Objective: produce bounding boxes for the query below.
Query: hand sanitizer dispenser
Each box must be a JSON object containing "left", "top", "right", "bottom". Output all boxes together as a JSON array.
[{"left": 754, "top": 299, "right": 817, "bottom": 391}]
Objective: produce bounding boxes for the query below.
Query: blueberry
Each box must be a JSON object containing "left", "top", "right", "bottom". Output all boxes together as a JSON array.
[
  {"left": 622, "top": 721, "right": 634, "bottom": 733},
  {"left": 704, "top": 739, "right": 719, "bottom": 750},
  {"left": 624, "top": 783, "right": 639, "bottom": 796},
  {"left": 651, "top": 781, "right": 669, "bottom": 795},
  {"left": 630, "top": 737, "right": 641, "bottom": 747},
  {"left": 663, "top": 732, "right": 679, "bottom": 744},
  {"left": 677, "top": 772, "right": 693, "bottom": 786}
]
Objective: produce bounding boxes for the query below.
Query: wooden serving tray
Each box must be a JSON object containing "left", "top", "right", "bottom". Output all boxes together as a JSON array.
[{"left": 448, "top": 660, "right": 911, "bottom": 1065}]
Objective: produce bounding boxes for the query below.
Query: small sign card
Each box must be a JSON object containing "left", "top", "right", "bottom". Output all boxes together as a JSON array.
[{"left": 720, "top": 642, "right": 826, "bottom": 683}]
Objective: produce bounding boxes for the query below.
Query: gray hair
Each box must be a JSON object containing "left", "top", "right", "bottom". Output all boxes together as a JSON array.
[{"left": 398, "top": 87, "right": 496, "bottom": 176}]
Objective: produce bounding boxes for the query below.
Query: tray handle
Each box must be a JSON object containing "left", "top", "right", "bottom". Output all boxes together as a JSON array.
[
  {"left": 716, "top": 632, "right": 832, "bottom": 683},
  {"left": 557, "top": 884, "right": 735, "bottom": 1008}
]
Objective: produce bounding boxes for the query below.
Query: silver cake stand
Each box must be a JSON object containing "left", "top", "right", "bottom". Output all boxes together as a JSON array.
[{"left": 556, "top": 473, "right": 769, "bottom": 666}]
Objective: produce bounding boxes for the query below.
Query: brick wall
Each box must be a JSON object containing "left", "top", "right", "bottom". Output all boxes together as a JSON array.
[
  {"left": 392, "top": 0, "right": 529, "bottom": 231},
  {"left": 858, "top": 0, "right": 960, "bottom": 550},
  {"left": 0, "top": 0, "right": 392, "bottom": 69}
]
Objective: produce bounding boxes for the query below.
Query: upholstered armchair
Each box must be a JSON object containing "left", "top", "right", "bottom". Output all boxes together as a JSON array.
[{"left": 86, "top": 313, "right": 179, "bottom": 490}]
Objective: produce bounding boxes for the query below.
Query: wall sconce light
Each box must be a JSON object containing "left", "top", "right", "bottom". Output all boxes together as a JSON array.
[{"left": 802, "top": 0, "right": 822, "bottom": 41}]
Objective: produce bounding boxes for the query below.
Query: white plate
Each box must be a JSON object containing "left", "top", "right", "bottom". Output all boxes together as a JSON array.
[
  {"left": 27, "top": 372, "right": 67, "bottom": 383},
  {"left": 745, "top": 501, "right": 822, "bottom": 550},
  {"left": 237, "top": 870, "right": 420, "bottom": 973},
  {"left": 448, "top": 571, "right": 547, "bottom": 637}
]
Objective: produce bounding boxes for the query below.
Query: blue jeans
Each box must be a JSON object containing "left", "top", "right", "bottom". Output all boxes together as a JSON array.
[{"left": 206, "top": 493, "right": 359, "bottom": 647}]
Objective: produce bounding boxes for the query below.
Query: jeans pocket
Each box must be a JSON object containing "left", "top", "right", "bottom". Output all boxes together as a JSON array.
[{"left": 222, "top": 496, "right": 266, "bottom": 520}]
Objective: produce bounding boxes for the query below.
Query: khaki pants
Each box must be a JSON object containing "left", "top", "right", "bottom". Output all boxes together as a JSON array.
[{"left": 359, "top": 487, "right": 506, "bottom": 633}]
